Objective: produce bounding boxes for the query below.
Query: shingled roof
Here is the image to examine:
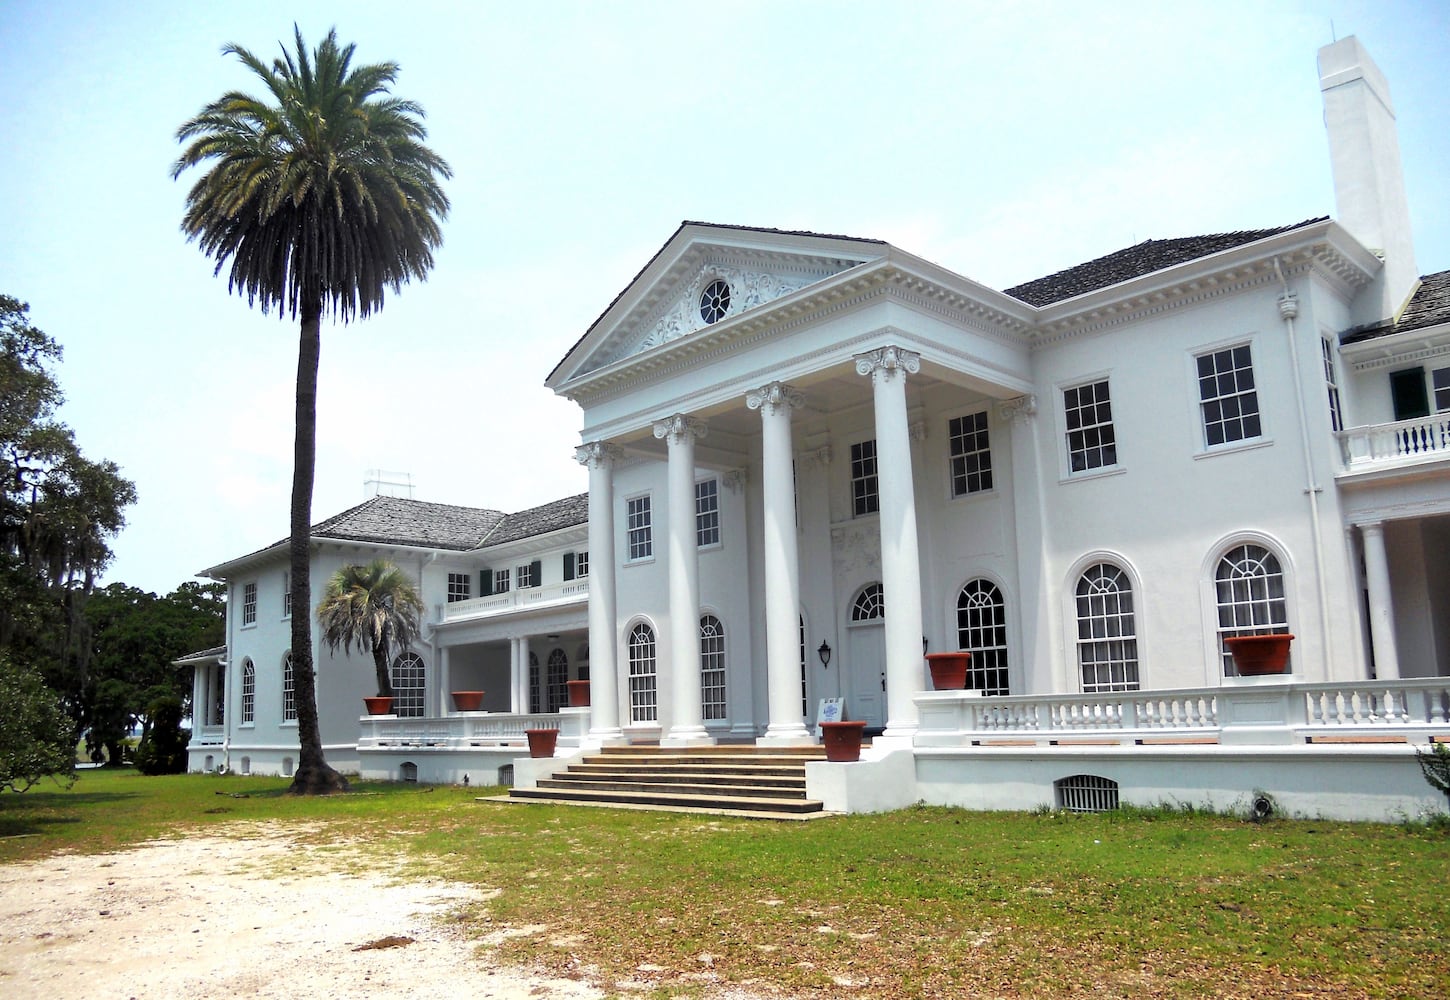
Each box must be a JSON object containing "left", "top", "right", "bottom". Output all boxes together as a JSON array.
[
  {"left": 1341, "top": 269, "right": 1450, "bottom": 344},
  {"left": 480, "top": 493, "right": 589, "bottom": 547},
  {"left": 1003, "top": 218, "right": 1329, "bottom": 307},
  {"left": 311, "top": 496, "right": 506, "bottom": 551}
]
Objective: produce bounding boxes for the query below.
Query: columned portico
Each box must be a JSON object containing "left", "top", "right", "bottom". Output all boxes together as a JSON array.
[
  {"left": 856, "top": 346, "right": 926, "bottom": 743},
  {"left": 655, "top": 414, "right": 712, "bottom": 745},
  {"left": 747, "top": 381, "right": 813, "bottom": 744},
  {"left": 1359, "top": 521, "right": 1401, "bottom": 680},
  {"left": 578, "top": 442, "right": 623, "bottom": 742}
]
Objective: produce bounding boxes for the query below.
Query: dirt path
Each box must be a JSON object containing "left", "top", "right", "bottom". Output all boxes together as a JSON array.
[{"left": 0, "top": 824, "right": 603, "bottom": 999}]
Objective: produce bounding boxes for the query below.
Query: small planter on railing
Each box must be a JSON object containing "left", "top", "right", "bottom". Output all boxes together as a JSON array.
[
  {"left": 566, "top": 679, "right": 591, "bottom": 707},
  {"left": 820, "top": 720, "right": 867, "bottom": 762},
  {"left": 925, "top": 651, "right": 971, "bottom": 690},
  {"left": 1224, "top": 633, "right": 1295, "bottom": 676},
  {"left": 362, "top": 696, "right": 395, "bottom": 716},
  {"left": 525, "top": 728, "right": 559, "bottom": 758},
  {"left": 451, "top": 690, "right": 485, "bottom": 712}
]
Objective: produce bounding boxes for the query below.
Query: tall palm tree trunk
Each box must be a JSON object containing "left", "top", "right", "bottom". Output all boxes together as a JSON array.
[{"left": 288, "top": 304, "right": 347, "bottom": 794}]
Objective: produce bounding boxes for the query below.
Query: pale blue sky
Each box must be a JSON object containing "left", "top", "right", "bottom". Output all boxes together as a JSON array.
[{"left": 1, "top": 1, "right": 1446, "bottom": 594}]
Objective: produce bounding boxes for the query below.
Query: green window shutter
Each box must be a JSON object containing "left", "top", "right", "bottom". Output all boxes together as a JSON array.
[
  {"left": 564, "top": 552, "right": 575, "bottom": 581},
  {"left": 530, "top": 559, "right": 542, "bottom": 588},
  {"left": 480, "top": 569, "right": 493, "bottom": 596}
]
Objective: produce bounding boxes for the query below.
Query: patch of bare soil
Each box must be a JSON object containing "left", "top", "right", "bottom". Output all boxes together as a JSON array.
[{"left": 0, "top": 824, "right": 602, "bottom": 999}]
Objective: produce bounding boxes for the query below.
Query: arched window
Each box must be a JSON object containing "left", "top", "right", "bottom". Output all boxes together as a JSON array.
[
  {"left": 701, "top": 616, "right": 726, "bottom": 721},
  {"left": 546, "top": 648, "right": 569, "bottom": 712},
  {"left": 391, "top": 652, "right": 426, "bottom": 718},
  {"left": 282, "top": 653, "right": 296, "bottom": 721},
  {"left": 1075, "top": 564, "right": 1139, "bottom": 692},
  {"left": 213, "top": 666, "right": 225, "bottom": 725},
  {"left": 528, "top": 651, "right": 541, "bottom": 713},
  {"left": 851, "top": 583, "right": 885, "bottom": 621},
  {"left": 798, "top": 614, "right": 808, "bottom": 716},
  {"left": 1215, "top": 543, "right": 1288, "bottom": 674},
  {"left": 628, "top": 622, "right": 658, "bottom": 723},
  {"left": 956, "top": 580, "right": 1009, "bottom": 695},
  {"left": 241, "top": 659, "right": 255, "bottom": 723}
]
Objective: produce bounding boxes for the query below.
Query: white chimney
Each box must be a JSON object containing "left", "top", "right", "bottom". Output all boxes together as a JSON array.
[{"left": 1318, "top": 35, "right": 1418, "bottom": 326}]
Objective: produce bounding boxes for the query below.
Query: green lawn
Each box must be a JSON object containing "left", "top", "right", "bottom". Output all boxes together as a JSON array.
[{"left": 3, "top": 769, "right": 1447, "bottom": 999}]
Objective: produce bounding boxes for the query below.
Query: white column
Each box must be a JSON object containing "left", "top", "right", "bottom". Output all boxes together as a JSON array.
[
  {"left": 578, "top": 442, "right": 622, "bottom": 741},
  {"left": 654, "top": 414, "right": 712, "bottom": 745},
  {"left": 1003, "top": 394, "right": 1056, "bottom": 693},
  {"left": 856, "top": 346, "right": 925, "bottom": 743},
  {"left": 508, "top": 637, "right": 524, "bottom": 713},
  {"left": 1360, "top": 521, "right": 1401, "bottom": 680},
  {"left": 747, "top": 381, "right": 812, "bottom": 744},
  {"left": 438, "top": 646, "right": 452, "bottom": 715}
]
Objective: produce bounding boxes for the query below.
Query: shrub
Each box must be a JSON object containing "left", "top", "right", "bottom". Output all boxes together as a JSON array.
[{"left": 133, "top": 695, "right": 189, "bottom": 775}]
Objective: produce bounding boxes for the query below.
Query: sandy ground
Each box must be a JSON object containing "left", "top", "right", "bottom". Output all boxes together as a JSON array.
[{"left": 0, "top": 824, "right": 605, "bottom": 1000}]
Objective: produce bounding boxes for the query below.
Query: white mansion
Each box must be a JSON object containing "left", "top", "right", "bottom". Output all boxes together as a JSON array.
[{"left": 182, "top": 38, "right": 1450, "bottom": 820}]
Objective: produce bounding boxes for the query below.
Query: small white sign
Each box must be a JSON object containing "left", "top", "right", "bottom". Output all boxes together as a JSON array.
[{"left": 816, "top": 697, "right": 844, "bottom": 732}]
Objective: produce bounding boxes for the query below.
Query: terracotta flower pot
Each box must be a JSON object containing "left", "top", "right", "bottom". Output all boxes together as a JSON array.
[
  {"left": 362, "top": 696, "right": 395, "bottom": 716},
  {"left": 566, "top": 679, "right": 591, "bottom": 707},
  {"left": 451, "top": 690, "right": 486, "bottom": 712},
  {"left": 525, "top": 728, "right": 559, "bottom": 758},
  {"left": 925, "top": 651, "right": 971, "bottom": 690},
  {"left": 1224, "top": 633, "right": 1295, "bottom": 676},
  {"left": 820, "top": 720, "right": 867, "bottom": 762}
]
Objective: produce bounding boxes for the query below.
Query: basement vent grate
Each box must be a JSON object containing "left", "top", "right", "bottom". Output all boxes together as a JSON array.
[
  {"left": 400, "top": 761, "right": 418, "bottom": 783},
  {"left": 1055, "top": 774, "right": 1120, "bottom": 813}
]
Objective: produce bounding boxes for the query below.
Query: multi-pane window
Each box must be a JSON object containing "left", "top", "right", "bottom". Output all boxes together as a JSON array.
[
  {"left": 851, "top": 440, "right": 879, "bottom": 516},
  {"left": 1075, "top": 565, "right": 1140, "bottom": 692},
  {"left": 240, "top": 659, "right": 255, "bottom": 724},
  {"left": 212, "top": 667, "right": 225, "bottom": 726},
  {"left": 494, "top": 568, "right": 511, "bottom": 594},
  {"left": 242, "top": 582, "right": 257, "bottom": 626},
  {"left": 446, "top": 572, "right": 471, "bottom": 603},
  {"left": 1063, "top": 380, "right": 1117, "bottom": 473},
  {"left": 628, "top": 623, "right": 658, "bottom": 722},
  {"left": 282, "top": 652, "right": 296, "bottom": 721},
  {"left": 851, "top": 583, "right": 885, "bottom": 621},
  {"left": 696, "top": 478, "right": 720, "bottom": 547},
  {"left": 1196, "top": 345, "right": 1261, "bottom": 447},
  {"left": 627, "top": 495, "right": 653, "bottom": 560},
  {"left": 546, "top": 648, "right": 568, "bottom": 712},
  {"left": 798, "top": 614, "right": 808, "bottom": 717},
  {"left": 956, "top": 580, "right": 1009, "bottom": 695},
  {"left": 391, "top": 652, "right": 425, "bottom": 717},
  {"left": 949, "top": 411, "right": 993, "bottom": 496},
  {"left": 528, "top": 652, "right": 541, "bottom": 713},
  {"left": 1321, "top": 338, "right": 1343, "bottom": 433},
  {"left": 516, "top": 563, "right": 535, "bottom": 589},
  {"left": 1434, "top": 366, "right": 1450, "bottom": 412},
  {"left": 700, "top": 616, "right": 727, "bottom": 720},
  {"left": 1215, "top": 543, "right": 1289, "bottom": 674},
  {"left": 282, "top": 571, "right": 292, "bottom": 618},
  {"left": 576, "top": 551, "right": 589, "bottom": 578}
]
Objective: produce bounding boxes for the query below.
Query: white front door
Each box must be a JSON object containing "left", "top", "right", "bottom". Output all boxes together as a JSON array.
[{"left": 846, "top": 625, "right": 886, "bottom": 729}]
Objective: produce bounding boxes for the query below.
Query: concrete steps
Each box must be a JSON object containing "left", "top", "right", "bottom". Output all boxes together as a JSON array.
[{"left": 503, "top": 745, "right": 832, "bottom": 818}]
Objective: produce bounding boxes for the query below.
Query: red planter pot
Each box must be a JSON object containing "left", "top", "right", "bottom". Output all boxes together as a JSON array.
[
  {"left": 1224, "top": 634, "right": 1295, "bottom": 676},
  {"left": 566, "top": 679, "right": 591, "bottom": 707},
  {"left": 451, "top": 690, "right": 485, "bottom": 712},
  {"left": 363, "top": 696, "right": 395, "bottom": 716},
  {"left": 925, "top": 651, "right": 971, "bottom": 690},
  {"left": 525, "top": 728, "right": 559, "bottom": 758},
  {"left": 820, "top": 720, "right": 867, "bottom": 762}
]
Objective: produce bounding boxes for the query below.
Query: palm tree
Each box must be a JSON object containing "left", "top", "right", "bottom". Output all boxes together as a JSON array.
[
  {"left": 172, "top": 28, "right": 450, "bottom": 793},
  {"left": 316, "top": 560, "right": 424, "bottom": 701}
]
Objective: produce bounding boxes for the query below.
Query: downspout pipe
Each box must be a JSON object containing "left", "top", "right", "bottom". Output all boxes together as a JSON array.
[{"left": 1273, "top": 257, "right": 1335, "bottom": 674}]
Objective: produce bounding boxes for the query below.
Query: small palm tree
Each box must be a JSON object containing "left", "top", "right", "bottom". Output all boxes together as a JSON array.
[
  {"left": 316, "top": 560, "right": 424, "bottom": 700},
  {"left": 173, "top": 27, "right": 449, "bottom": 793}
]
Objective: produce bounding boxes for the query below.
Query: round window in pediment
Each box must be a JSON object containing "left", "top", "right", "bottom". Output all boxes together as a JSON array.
[{"left": 699, "top": 279, "right": 731, "bottom": 324}]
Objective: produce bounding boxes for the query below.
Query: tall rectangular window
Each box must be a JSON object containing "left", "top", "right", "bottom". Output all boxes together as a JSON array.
[
  {"left": 1063, "top": 380, "right": 1117, "bottom": 472},
  {"left": 282, "top": 571, "right": 292, "bottom": 618},
  {"left": 493, "top": 568, "right": 511, "bottom": 594},
  {"left": 948, "top": 411, "right": 993, "bottom": 496},
  {"left": 695, "top": 478, "right": 720, "bottom": 547},
  {"left": 1434, "top": 366, "right": 1450, "bottom": 412},
  {"left": 242, "top": 582, "right": 257, "bottom": 626},
  {"left": 576, "top": 551, "right": 589, "bottom": 578},
  {"left": 446, "top": 572, "right": 471, "bottom": 603},
  {"left": 1321, "top": 337, "right": 1343, "bottom": 433},
  {"left": 627, "top": 495, "right": 653, "bottom": 560},
  {"left": 851, "top": 440, "right": 879, "bottom": 516},
  {"left": 1196, "top": 345, "right": 1261, "bottom": 447},
  {"left": 516, "top": 562, "right": 535, "bottom": 589}
]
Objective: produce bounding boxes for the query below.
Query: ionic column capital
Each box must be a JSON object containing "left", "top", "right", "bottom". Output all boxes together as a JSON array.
[
  {"left": 575, "top": 441, "right": 623, "bottom": 468},
  {"left": 854, "top": 346, "right": 921, "bottom": 383},
  {"left": 998, "top": 394, "right": 1038, "bottom": 424},
  {"left": 746, "top": 381, "right": 805, "bottom": 415},
  {"left": 652, "top": 413, "right": 708, "bottom": 445}
]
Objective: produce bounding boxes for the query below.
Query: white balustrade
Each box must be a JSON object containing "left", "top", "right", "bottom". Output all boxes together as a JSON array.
[
  {"left": 440, "top": 578, "right": 588, "bottom": 623},
  {"left": 1339, "top": 414, "right": 1450, "bottom": 470},
  {"left": 358, "top": 707, "right": 590, "bottom": 750}
]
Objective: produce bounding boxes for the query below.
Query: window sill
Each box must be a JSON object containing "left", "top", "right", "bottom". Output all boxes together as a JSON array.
[
  {"left": 949, "top": 486, "right": 998, "bottom": 503},
  {"left": 240, "top": 622, "right": 257, "bottom": 630},
  {"left": 1193, "top": 437, "right": 1274, "bottom": 461},
  {"left": 1058, "top": 465, "right": 1127, "bottom": 486},
  {"left": 624, "top": 557, "right": 656, "bottom": 568}
]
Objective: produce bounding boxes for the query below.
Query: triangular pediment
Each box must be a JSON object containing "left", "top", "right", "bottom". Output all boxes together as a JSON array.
[{"left": 548, "top": 223, "right": 886, "bottom": 387}]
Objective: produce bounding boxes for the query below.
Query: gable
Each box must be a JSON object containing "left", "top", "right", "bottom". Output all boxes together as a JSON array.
[{"left": 548, "top": 222, "right": 886, "bottom": 387}]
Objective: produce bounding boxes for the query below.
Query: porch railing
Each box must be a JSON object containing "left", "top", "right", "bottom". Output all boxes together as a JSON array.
[
  {"left": 1338, "top": 414, "right": 1450, "bottom": 471},
  {"left": 439, "top": 578, "right": 589, "bottom": 623},
  {"left": 192, "top": 724, "right": 226, "bottom": 746},
  {"left": 357, "top": 708, "right": 590, "bottom": 750},
  {"left": 916, "top": 678, "right": 1450, "bottom": 747}
]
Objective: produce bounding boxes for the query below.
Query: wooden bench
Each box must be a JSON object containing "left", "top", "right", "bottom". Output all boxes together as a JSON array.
[
  {"left": 1135, "top": 736, "right": 1220, "bottom": 746},
  {"left": 1307, "top": 734, "right": 1408, "bottom": 744},
  {"left": 1047, "top": 738, "right": 1122, "bottom": 746},
  {"left": 972, "top": 738, "right": 1038, "bottom": 747}
]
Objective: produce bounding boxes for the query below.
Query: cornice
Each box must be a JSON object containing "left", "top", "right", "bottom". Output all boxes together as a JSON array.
[{"left": 1339, "top": 321, "right": 1450, "bottom": 372}]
